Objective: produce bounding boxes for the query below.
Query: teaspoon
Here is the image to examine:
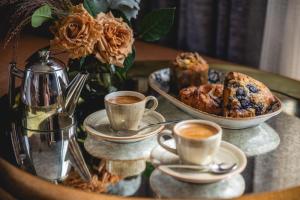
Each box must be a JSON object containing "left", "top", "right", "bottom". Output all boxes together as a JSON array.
[
  {"left": 90, "top": 120, "right": 181, "bottom": 137},
  {"left": 115, "top": 120, "right": 182, "bottom": 136},
  {"left": 159, "top": 163, "right": 238, "bottom": 174}
]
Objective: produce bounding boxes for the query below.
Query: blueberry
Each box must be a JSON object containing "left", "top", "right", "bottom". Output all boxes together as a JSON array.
[
  {"left": 240, "top": 99, "right": 251, "bottom": 109},
  {"left": 236, "top": 88, "right": 246, "bottom": 100},
  {"left": 254, "top": 103, "right": 264, "bottom": 115},
  {"left": 247, "top": 84, "right": 258, "bottom": 93},
  {"left": 236, "top": 88, "right": 246, "bottom": 96},
  {"left": 237, "top": 95, "right": 246, "bottom": 100}
]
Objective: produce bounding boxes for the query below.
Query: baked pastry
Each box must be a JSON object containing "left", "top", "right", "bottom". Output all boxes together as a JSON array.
[
  {"left": 172, "top": 52, "right": 209, "bottom": 89},
  {"left": 223, "top": 72, "right": 276, "bottom": 118},
  {"left": 179, "top": 84, "right": 224, "bottom": 115},
  {"left": 179, "top": 86, "right": 198, "bottom": 107}
]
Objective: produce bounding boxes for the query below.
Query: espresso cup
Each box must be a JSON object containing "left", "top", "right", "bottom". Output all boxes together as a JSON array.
[
  {"left": 158, "top": 120, "right": 222, "bottom": 165},
  {"left": 105, "top": 91, "right": 158, "bottom": 130}
]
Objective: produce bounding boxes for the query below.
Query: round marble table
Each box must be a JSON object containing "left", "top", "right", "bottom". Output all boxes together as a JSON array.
[{"left": 1, "top": 61, "right": 300, "bottom": 199}]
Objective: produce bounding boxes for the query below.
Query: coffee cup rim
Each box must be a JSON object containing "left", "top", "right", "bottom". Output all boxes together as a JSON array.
[
  {"left": 173, "top": 119, "right": 222, "bottom": 141},
  {"left": 104, "top": 91, "right": 146, "bottom": 105}
]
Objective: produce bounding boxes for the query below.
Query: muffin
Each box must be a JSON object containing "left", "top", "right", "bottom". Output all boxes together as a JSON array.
[
  {"left": 223, "top": 72, "right": 276, "bottom": 118},
  {"left": 172, "top": 52, "right": 209, "bottom": 90},
  {"left": 179, "top": 84, "right": 224, "bottom": 115}
]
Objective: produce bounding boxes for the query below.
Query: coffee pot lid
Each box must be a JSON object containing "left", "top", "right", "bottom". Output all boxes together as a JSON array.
[{"left": 25, "top": 49, "right": 65, "bottom": 73}]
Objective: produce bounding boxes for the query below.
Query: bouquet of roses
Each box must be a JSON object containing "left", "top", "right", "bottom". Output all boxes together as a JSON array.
[{"left": 2, "top": 0, "right": 175, "bottom": 93}]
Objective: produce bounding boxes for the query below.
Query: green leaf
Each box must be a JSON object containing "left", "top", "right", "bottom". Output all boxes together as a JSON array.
[
  {"left": 79, "top": 57, "right": 86, "bottom": 71},
  {"left": 115, "top": 48, "right": 135, "bottom": 80},
  {"left": 83, "top": 0, "right": 108, "bottom": 17},
  {"left": 138, "top": 8, "right": 175, "bottom": 42},
  {"left": 124, "top": 48, "right": 136, "bottom": 71},
  {"left": 116, "top": 48, "right": 135, "bottom": 73},
  {"left": 143, "top": 162, "right": 155, "bottom": 178},
  {"left": 31, "top": 4, "right": 53, "bottom": 28}
]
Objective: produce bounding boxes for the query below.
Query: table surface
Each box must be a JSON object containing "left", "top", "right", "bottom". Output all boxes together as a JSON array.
[
  {"left": 1, "top": 35, "right": 300, "bottom": 199},
  {"left": 133, "top": 62, "right": 300, "bottom": 196}
]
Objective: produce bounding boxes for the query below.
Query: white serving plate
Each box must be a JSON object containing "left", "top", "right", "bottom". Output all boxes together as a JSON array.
[{"left": 148, "top": 68, "right": 283, "bottom": 129}]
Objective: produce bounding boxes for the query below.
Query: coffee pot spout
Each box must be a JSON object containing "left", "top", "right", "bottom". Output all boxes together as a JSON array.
[{"left": 65, "top": 72, "right": 89, "bottom": 116}]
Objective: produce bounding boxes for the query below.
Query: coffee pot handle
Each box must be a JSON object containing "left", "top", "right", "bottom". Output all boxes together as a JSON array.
[
  {"left": 8, "top": 62, "right": 23, "bottom": 108},
  {"left": 8, "top": 62, "right": 25, "bottom": 167}
]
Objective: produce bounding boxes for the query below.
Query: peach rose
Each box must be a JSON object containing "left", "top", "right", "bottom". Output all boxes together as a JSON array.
[
  {"left": 94, "top": 12, "right": 134, "bottom": 67},
  {"left": 50, "top": 4, "right": 101, "bottom": 59}
]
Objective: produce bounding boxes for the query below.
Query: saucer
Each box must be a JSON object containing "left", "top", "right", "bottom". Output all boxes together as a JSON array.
[
  {"left": 150, "top": 139, "right": 247, "bottom": 183},
  {"left": 150, "top": 169, "right": 245, "bottom": 199},
  {"left": 83, "top": 109, "right": 165, "bottom": 143}
]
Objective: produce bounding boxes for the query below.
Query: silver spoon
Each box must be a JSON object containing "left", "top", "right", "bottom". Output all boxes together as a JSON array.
[
  {"left": 159, "top": 163, "right": 238, "bottom": 174},
  {"left": 115, "top": 120, "right": 182, "bottom": 136},
  {"left": 90, "top": 120, "right": 181, "bottom": 137}
]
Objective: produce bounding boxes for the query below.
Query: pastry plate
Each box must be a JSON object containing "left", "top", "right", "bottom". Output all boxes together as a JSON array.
[
  {"left": 83, "top": 109, "right": 165, "bottom": 143},
  {"left": 150, "top": 139, "right": 247, "bottom": 184},
  {"left": 148, "top": 68, "right": 283, "bottom": 129}
]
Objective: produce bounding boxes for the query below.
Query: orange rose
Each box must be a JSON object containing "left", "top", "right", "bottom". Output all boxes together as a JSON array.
[
  {"left": 94, "top": 12, "right": 134, "bottom": 67},
  {"left": 50, "top": 4, "right": 100, "bottom": 59}
]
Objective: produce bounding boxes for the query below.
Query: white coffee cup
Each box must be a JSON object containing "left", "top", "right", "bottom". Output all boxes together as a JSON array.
[
  {"left": 105, "top": 91, "right": 158, "bottom": 131},
  {"left": 158, "top": 120, "right": 222, "bottom": 165}
]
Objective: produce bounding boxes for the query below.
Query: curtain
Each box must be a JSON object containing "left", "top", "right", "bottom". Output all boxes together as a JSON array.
[
  {"left": 260, "top": 0, "right": 300, "bottom": 81},
  {"left": 138, "top": 0, "right": 267, "bottom": 67}
]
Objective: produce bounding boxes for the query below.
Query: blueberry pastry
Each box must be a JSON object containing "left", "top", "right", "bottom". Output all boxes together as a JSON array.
[
  {"left": 223, "top": 72, "right": 276, "bottom": 118},
  {"left": 179, "top": 84, "right": 224, "bottom": 115},
  {"left": 172, "top": 52, "right": 209, "bottom": 89}
]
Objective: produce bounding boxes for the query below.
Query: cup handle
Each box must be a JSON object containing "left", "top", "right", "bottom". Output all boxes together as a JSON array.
[
  {"left": 144, "top": 96, "right": 158, "bottom": 114},
  {"left": 157, "top": 129, "right": 177, "bottom": 155}
]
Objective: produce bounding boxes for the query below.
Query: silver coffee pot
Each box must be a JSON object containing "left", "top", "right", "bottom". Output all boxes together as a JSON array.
[{"left": 8, "top": 50, "right": 92, "bottom": 182}]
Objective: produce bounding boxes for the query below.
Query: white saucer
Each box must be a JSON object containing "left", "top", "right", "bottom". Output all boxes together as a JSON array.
[
  {"left": 150, "top": 169, "right": 245, "bottom": 199},
  {"left": 83, "top": 109, "right": 165, "bottom": 143},
  {"left": 150, "top": 139, "right": 247, "bottom": 183}
]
